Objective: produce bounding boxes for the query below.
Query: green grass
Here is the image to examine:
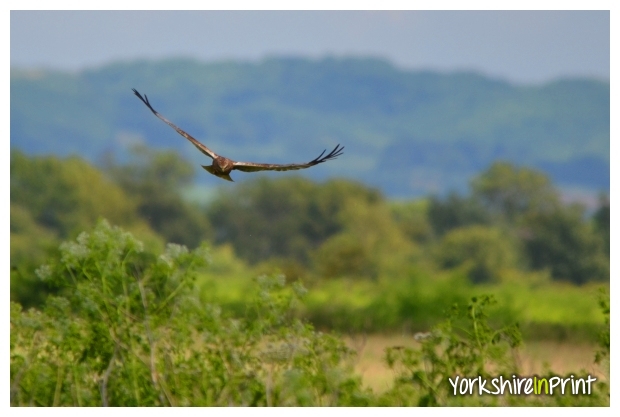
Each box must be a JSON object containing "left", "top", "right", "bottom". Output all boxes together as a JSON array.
[
  {"left": 195, "top": 263, "right": 607, "bottom": 342},
  {"left": 487, "top": 282, "right": 605, "bottom": 325}
]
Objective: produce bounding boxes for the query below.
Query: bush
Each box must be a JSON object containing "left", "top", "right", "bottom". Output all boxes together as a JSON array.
[
  {"left": 380, "top": 294, "right": 609, "bottom": 406},
  {"left": 10, "top": 220, "right": 370, "bottom": 406},
  {"left": 381, "top": 295, "right": 522, "bottom": 406},
  {"left": 10, "top": 220, "right": 610, "bottom": 406}
]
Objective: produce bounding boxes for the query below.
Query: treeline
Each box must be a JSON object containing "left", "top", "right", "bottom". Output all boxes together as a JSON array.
[
  {"left": 10, "top": 149, "right": 609, "bottom": 309},
  {"left": 11, "top": 58, "right": 610, "bottom": 197}
]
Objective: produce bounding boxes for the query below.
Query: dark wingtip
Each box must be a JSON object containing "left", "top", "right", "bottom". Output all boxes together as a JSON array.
[
  {"left": 132, "top": 88, "right": 155, "bottom": 113},
  {"left": 310, "top": 143, "right": 344, "bottom": 165},
  {"left": 131, "top": 88, "right": 143, "bottom": 100}
]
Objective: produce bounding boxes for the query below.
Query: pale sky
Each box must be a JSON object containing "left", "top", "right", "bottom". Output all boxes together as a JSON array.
[{"left": 10, "top": 10, "right": 610, "bottom": 84}]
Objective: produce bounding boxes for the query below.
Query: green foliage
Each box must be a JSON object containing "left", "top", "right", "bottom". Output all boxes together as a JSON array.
[
  {"left": 297, "top": 270, "right": 472, "bottom": 333},
  {"left": 10, "top": 221, "right": 370, "bottom": 406},
  {"left": 314, "top": 198, "right": 419, "bottom": 280},
  {"left": 434, "top": 225, "right": 521, "bottom": 284},
  {"left": 314, "top": 233, "right": 376, "bottom": 279},
  {"left": 10, "top": 151, "right": 162, "bottom": 307},
  {"left": 11, "top": 151, "right": 144, "bottom": 239},
  {"left": 206, "top": 176, "right": 420, "bottom": 283},
  {"left": 522, "top": 204, "right": 609, "bottom": 284},
  {"left": 429, "top": 162, "right": 610, "bottom": 286},
  {"left": 389, "top": 199, "right": 434, "bottom": 243},
  {"left": 10, "top": 221, "right": 610, "bottom": 406},
  {"left": 105, "top": 145, "right": 212, "bottom": 248},
  {"left": 471, "top": 161, "right": 560, "bottom": 221},
  {"left": 9, "top": 62, "right": 611, "bottom": 406},
  {"left": 379, "top": 293, "right": 609, "bottom": 406},
  {"left": 592, "top": 195, "right": 610, "bottom": 257},
  {"left": 10, "top": 149, "right": 609, "bottom": 343},
  {"left": 207, "top": 177, "right": 381, "bottom": 265},
  {"left": 382, "top": 295, "right": 521, "bottom": 406},
  {"left": 594, "top": 288, "right": 610, "bottom": 366},
  {"left": 427, "top": 193, "right": 490, "bottom": 237},
  {"left": 10, "top": 202, "right": 59, "bottom": 306}
]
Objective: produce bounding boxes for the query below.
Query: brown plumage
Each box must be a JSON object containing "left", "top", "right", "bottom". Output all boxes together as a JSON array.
[{"left": 132, "top": 89, "right": 344, "bottom": 182}]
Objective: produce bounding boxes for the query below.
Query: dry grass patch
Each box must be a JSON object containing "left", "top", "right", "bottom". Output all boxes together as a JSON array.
[{"left": 345, "top": 334, "right": 603, "bottom": 392}]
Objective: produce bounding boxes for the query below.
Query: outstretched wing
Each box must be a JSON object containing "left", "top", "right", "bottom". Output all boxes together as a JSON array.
[
  {"left": 132, "top": 89, "right": 218, "bottom": 160},
  {"left": 233, "top": 144, "right": 344, "bottom": 172}
]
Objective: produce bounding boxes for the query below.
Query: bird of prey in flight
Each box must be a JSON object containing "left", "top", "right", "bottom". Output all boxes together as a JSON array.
[{"left": 132, "top": 89, "right": 344, "bottom": 182}]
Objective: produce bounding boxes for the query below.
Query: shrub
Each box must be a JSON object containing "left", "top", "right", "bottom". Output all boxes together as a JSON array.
[
  {"left": 10, "top": 220, "right": 370, "bottom": 406},
  {"left": 10, "top": 220, "right": 610, "bottom": 406},
  {"left": 380, "top": 293, "right": 609, "bottom": 406},
  {"left": 381, "top": 295, "right": 521, "bottom": 406}
]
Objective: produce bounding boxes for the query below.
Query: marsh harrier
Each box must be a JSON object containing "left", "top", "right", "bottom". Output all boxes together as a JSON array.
[{"left": 132, "top": 89, "right": 344, "bottom": 182}]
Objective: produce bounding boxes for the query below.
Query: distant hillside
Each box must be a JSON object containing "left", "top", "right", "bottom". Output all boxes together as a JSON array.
[{"left": 10, "top": 57, "right": 609, "bottom": 198}]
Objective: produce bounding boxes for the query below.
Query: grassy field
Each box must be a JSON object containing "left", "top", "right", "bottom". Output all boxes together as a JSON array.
[
  {"left": 196, "top": 261, "right": 607, "bottom": 342},
  {"left": 196, "top": 266, "right": 608, "bottom": 395},
  {"left": 345, "top": 335, "right": 605, "bottom": 392}
]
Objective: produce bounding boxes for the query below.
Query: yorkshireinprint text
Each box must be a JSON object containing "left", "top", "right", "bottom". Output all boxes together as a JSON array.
[{"left": 448, "top": 375, "right": 597, "bottom": 396}]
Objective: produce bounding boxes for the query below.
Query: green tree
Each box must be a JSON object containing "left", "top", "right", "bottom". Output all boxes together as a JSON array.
[
  {"left": 314, "top": 195, "right": 419, "bottom": 280},
  {"left": 467, "top": 161, "right": 609, "bottom": 284},
  {"left": 390, "top": 200, "right": 434, "bottom": 243},
  {"left": 471, "top": 161, "right": 560, "bottom": 221},
  {"left": 206, "top": 177, "right": 382, "bottom": 265},
  {"left": 11, "top": 151, "right": 145, "bottom": 238},
  {"left": 105, "top": 145, "right": 212, "bottom": 248},
  {"left": 592, "top": 194, "right": 610, "bottom": 257},
  {"left": 522, "top": 204, "right": 609, "bottom": 284},
  {"left": 427, "top": 192, "right": 490, "bottom": 236},
  {"left": 433, "top": 225, "right": 521, "bottom": 283},
  {"left": 314, "top": 232, "right": 376, "bottom": 279}
]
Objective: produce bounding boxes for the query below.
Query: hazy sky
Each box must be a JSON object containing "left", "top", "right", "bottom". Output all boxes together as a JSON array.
[{"left": 10, "top": 10, "right": 610, "bottom": 84}]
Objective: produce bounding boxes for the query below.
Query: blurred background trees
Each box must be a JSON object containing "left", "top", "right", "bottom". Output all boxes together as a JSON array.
[
  {"left": 11, "top": 59, "right": 609, "bottom": 199},
  {"left": 10, "top": 150, "right": 161, "bottom": 306},
  {"left": 104, "top": 145, "right": 212, "bottom": 248},
  {"left": 10, "top": 151, "right": 609, "bottom": 336}
]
